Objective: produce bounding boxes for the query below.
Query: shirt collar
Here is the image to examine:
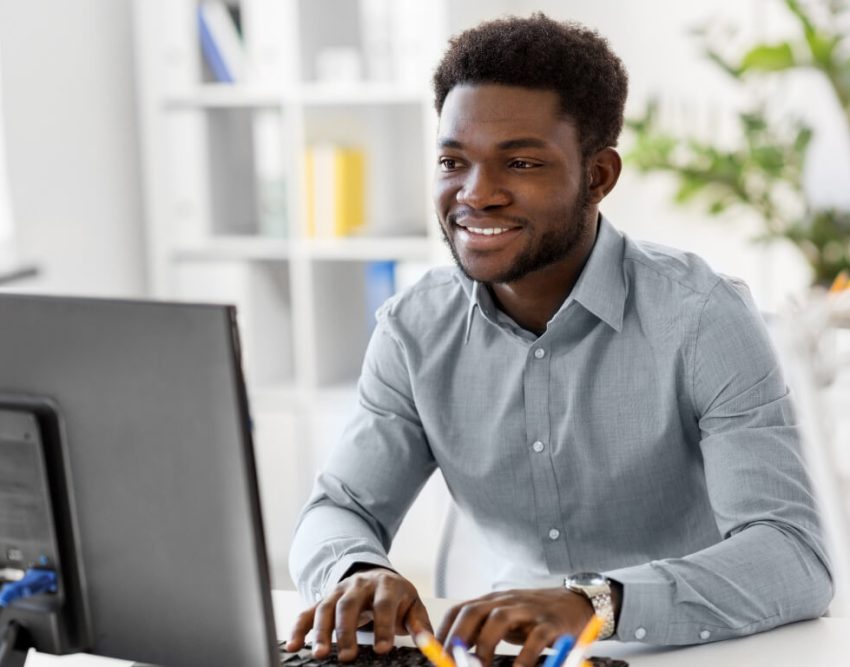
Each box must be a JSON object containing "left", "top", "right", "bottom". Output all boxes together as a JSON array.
[
  {"left": 566, "top": 215, "right": 626, "bottom": 332},
  {"left": 459, "top": 215, "right": 627, "bottom": 340}
]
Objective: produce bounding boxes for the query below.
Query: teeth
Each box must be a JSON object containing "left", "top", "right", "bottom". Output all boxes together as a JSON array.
[{"left": 465, "top": 226, "right": 508, "bottom": 236}]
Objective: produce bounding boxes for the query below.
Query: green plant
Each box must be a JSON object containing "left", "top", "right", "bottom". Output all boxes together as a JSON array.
[{"left": 626, "top": 0, "right": 850, "bottom": 286}]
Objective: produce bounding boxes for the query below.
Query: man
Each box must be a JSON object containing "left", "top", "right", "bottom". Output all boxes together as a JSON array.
[{"left": 287, "top": 14, "right": 833, "bottom": 666}]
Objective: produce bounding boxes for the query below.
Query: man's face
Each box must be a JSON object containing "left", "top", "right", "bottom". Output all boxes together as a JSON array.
[{"left": 433, "top": 84, "right": 593, "bottom": 285}]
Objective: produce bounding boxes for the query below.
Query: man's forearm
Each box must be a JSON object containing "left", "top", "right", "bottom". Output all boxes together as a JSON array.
[
  {"left": 606, "top": 522, "right": 832, "bottom": 644},
  {"left": 289, "top": 500, "right": 394, "bottom": 602}
]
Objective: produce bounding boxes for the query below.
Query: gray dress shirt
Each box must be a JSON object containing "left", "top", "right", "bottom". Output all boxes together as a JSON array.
[{"left": 289, "top": 216, "right": 833, "bottom": 644}]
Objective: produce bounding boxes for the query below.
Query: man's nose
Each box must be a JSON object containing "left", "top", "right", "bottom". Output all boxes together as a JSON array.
[{"left": 455, "top": 166, "right": 511, "bottom": 209}]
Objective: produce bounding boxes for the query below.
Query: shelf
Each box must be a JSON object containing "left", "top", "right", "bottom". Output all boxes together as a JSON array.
[
  {"left": 297, "top": 82, "right": 426, "bottom": 106},
  {"left": 172, "top": 236, "right": 293, "bottom": 261},
  {"left": 299, "top": 235, "right": 435, "bottom": 261},
  {"left": 136, "top": 0, "right": 444, "bottom": 477},
  {"left": 171, "top": 235, "right": 436, "bottom": 263},
  {"left": 162, "top": 82, "right": 426, "bottom": 110},
  {"left": 163, "top": 84, "right": 285, "bottom": 110}
]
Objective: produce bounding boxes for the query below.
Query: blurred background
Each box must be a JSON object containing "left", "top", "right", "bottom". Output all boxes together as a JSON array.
[{"left": 0, "top": 0, "right": 848, "bottom": 600}]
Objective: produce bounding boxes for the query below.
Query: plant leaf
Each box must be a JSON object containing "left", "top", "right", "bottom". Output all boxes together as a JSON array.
[
  {"left": 806, "top": 33, "right": 839, "bottom": 67},
  {"left": 739, "top": 42, "right": 796, "bottom": 72},
  {"left": 674, "top": 177, "right": 707, "bottom": 203}
]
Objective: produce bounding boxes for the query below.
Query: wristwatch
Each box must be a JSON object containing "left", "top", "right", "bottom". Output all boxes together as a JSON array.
[{"left": 563, "top": 572, "right": 616, "bottom": 639}]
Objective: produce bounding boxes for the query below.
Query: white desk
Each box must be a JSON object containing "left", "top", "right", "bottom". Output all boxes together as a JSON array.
[{"left": 24, "top": 590, "right": 850, "bottom": 665}]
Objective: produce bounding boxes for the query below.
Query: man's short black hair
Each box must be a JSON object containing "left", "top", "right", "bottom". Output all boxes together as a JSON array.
[{"left": 433, "top": 13, "right": 629, "bottom": 158}]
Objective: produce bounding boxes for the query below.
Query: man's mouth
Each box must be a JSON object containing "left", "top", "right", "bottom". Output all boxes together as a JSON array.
[
  {"left": 448, "top": 217, "right": 524, "bottom": 253},
  {"left": 455, "top": 223, "right": 514, "bottom": 236}
]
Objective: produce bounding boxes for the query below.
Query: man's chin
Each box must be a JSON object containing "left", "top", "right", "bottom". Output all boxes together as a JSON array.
[{"left": 457, "top": 266, "right": 519, "bottom": 286}]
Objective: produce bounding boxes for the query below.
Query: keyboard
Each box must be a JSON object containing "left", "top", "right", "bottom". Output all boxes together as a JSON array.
[{"left": 279, "top": 643, "right": 629, "bottom": 666}]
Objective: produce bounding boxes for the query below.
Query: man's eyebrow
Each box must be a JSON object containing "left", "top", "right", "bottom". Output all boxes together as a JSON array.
[
  {"left": 437, "top": 138, "right": 464, "bottom": 149},
  {"left": 496, "top": 137, "right": 549, "bottom": 150},
  {"left": 436, "top": 137, "right": 550, "bottom": 150}
]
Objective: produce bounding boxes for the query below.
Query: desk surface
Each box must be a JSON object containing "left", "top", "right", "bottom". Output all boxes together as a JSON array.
[
  {"left": 25, "top": 590, "right": 850, "bottom": 666},
  {"left": 276, "top": 592, "right": 850, "bottom": 667}
]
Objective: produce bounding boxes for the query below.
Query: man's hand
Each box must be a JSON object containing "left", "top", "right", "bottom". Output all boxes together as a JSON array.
[
  {"left": 285, "top": 567, "right": 432, "bottom": 662},
  {"left": 436, "top": 588, "right": 595, "bottom": 667}
]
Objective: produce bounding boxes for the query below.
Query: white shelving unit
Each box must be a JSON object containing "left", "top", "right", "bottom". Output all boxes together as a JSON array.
[
  {"left": 133, "top": 0, "right": 449, "bottom": 392},
  {"left": 132, "top": 0, "right": 452, "bottom": 588}
]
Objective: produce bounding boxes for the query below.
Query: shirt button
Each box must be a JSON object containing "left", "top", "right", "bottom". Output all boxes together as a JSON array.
[
  {"left": 534, "top": 348, "right": 546, "bottom": 359},
  {"left": 699, "top": 630, "right": 711, "bottom": 640},
  {"left": 634, "top": 627, "right": 647, "bottom": 640},
  {"left": 532, "top": 440, "right": 545, "bottom": 453},
  {"left": 548, "top": 528, "right": 560, "bottom": 540}
]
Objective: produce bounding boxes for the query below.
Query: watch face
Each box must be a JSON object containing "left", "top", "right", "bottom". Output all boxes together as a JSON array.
[{"left": 569, "top": 572, "right": 606, "bottom": 587}]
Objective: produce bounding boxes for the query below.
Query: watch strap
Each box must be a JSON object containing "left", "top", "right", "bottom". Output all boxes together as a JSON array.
[
  {"left": 564, "top": 577, "right": 616, "bottom": 640},
  {"left": 587, "top": 590, "right": 615, "bottom": 639}
]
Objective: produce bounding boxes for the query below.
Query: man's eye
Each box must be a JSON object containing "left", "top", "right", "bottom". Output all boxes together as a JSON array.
[
  {"left": 439, "top": 158, "right": 458, "bottom": 171},
  {"left": 509, "top": 159, "right": 538, "bottom": 169}
]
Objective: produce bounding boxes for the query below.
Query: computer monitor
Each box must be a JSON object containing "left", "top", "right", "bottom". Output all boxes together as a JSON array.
[{"left": 0, "top": 293, "right": 278, "bottom": 666}]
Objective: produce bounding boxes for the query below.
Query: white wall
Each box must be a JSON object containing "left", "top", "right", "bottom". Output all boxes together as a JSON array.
[{"left": 0, "top": 0, "right": 146, "bottom": 296}]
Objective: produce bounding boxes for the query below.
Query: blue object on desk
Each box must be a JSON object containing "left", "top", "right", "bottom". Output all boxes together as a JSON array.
[{"left": 0, "top": 568, "right": 58, "bottom": 607}]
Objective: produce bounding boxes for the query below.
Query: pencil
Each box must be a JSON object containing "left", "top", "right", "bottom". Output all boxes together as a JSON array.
[
  {"left": 414, "top": 631, "right": 456, "bottom": 667},
  {"left": 561, "top": 615, "right": 604, "bottom": 667}
]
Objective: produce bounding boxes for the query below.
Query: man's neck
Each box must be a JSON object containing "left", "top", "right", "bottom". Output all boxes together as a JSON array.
[{"left": 488, "top": 222, "right": 599, "bottom": 336}]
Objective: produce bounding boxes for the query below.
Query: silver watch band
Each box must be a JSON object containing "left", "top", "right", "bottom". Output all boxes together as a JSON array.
[
  {"left": 563, "top": 575, "right": 616, "bottom": 640},
  {"left": 587, "top": 591, "right": 615, "bottom": 640}
]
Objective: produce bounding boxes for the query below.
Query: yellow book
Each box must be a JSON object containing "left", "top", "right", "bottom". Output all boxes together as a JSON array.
[
  {"left": 333, "top": 148, "right": 365, "bottom": 236},
  {"left": 304, "top": 148, "right": 316, "bottom": 238},
  {"left": 304, "top": 144, "right": 366, "bottom": 238}
]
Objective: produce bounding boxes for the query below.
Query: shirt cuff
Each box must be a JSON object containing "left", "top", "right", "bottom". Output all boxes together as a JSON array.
[
  {"left": 604, "top": 562, "right": 677, "bottom": 643},
  {"left": 319, "top": 552, "right": 395, "bottom": 600}
]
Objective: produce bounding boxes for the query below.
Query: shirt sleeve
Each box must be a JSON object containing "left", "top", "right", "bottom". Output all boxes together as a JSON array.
[
  {"left": 606, "top": 277, "right": 834, "bottom": 644},
  {"left": 288, "top": 311, "right": 437, "bottom": 603}
]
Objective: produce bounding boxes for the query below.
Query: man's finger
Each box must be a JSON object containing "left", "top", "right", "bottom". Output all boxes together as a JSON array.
[
  {"left": 312, "top": 594, "right": 343, "bottom": 658},
  {"left": 435, "top": 602, "right": 465, "bottom": 643},
  {"left": 513, "top": 624, "right": 558, "bottom": 667},
  {"left": 285, "top": 605, "right": 317, "bottom": 651},
  {"left": 371, "top": 587, "right": 403, "bottom": 653},
  {"left": 472, "top": 606, "right": 528, "bottom": 666},
  {"left": 403, "top": 597, "right": 434, "bottom": 638},
  {"left": 335, "top": 588, "right": 369, "bottom": 661},
  {"left": 443, "top": 601, "right": 494, "bottom": 651}
]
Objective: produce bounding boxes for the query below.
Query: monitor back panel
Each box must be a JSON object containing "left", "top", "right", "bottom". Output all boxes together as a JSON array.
[{"left": 0, "top": 294, "right": 277, "bottom": 667}]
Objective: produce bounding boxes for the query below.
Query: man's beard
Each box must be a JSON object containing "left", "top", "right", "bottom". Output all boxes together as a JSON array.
[{"left": 439, "top": 179, "right": 593, "bottom": 285}]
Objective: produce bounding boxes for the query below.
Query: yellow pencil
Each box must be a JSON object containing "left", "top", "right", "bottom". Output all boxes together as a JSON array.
[
  {"left": 414, "top": 631, "right": 456, "bottom": 667},
  {"left": 562, "top": 615, "right": 604, "bottom": 667}
]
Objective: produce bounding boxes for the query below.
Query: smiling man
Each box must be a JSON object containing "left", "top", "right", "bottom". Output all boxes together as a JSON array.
[{"left": 287, "top": 14, "right": 833, "bottom": 666}]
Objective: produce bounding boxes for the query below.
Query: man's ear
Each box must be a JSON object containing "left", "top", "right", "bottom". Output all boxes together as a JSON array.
[{"left": 586, "top": 147, "right": 622, "bottom": 204}]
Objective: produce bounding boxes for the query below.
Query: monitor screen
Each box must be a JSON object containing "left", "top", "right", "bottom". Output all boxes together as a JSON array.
[{"left": 0, "top": 294, "right": 278, "bottom": 666}]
